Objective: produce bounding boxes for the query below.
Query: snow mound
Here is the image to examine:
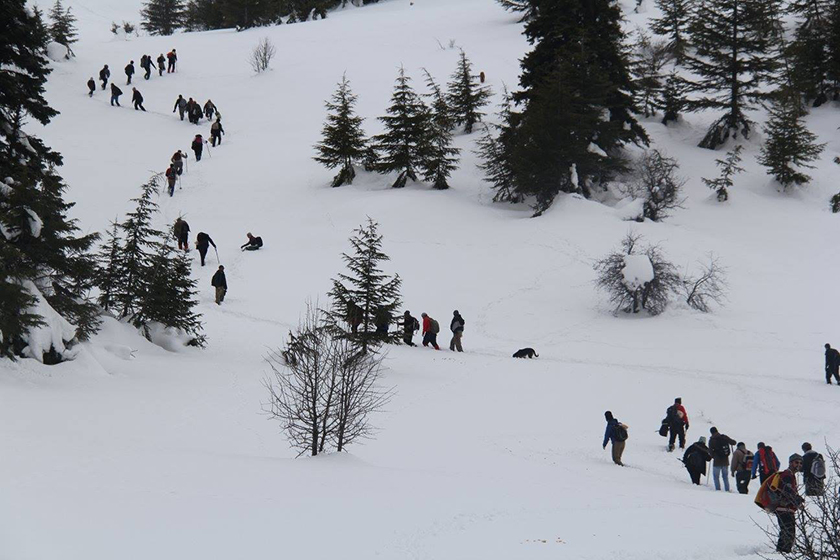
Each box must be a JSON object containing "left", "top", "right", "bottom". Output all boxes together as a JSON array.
[
  {"left": 20, "top": 281, "right": 78, "bottom": 363},
  {"left": 622, "top": 254, "right": 654, "bottom": 291},
  {"left": 46, "top": 42, "right": 70, "bottom": 62}
]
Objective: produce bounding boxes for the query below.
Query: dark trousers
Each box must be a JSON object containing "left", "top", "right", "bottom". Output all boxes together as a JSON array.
[
  {"left": 168, "top": 61, "right": 175, "bottom": 72},
  {"left": 193, "top": 148, "right": 202, "bottom": 161},
  {"left": 687, "top": 467, "right": 702, "bottom": 485},
  {"left": 422, "top": 332, "right": 439, "bottom": 349},
  {"left": 168, "top": 180, "right": 176, "bottom": 197},
  {"left": 158, "top": 66, "right": 164, "bottom": 76},
  {"left": 668, "top": 424, "right": 686, "bottom": 449},
  {"left": 804, "top": 477, "right": 825, "bottom": 496},
  {"left": 134, "top": 101, "right": 145, "bottom": 111},
  {"left": 101, "top": 79, "right": 107, "bottom": 89},
  {"left": 198, "top": 246, "right": 208, "bottom": 266},
  {"left": 144, "top": 68, "right": 151, "bottom": 79},
  {"left": 88, "top": 88, "right": 94, "bottom": 97},
  {"left": 736, "top": 470, "right": 750, "bottom": 494},
  {"left": 759, "top": 471, "right": 774, "bottom": 484},
  {"left": 403, "top": 331, "right": 415, "bottom": 346},
  {"left": 110, "top": 95, "right": 120, "bottom": 106},
  {"left": 827, "top": 368, "right": 840, "bottom": 384},
  {"left": 126, "top": 74, "right": 132, "bottom": 84},
  {"left": 178, "top": 234, "right": 189, "bottom": 251},
  {"left": 211, "top": 132, "right": 221, "bottom": 146},
  {"left": 776, "top": 511, "right": 795, "bottom": 553}
]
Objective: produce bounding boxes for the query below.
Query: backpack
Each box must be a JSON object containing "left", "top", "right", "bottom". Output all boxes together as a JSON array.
[
  {"left": 754, "top": 472, "right": 782, "bottom": 512},
  {"left": 811, "top": 454, "right": 826, "bottom": 479},
  {"left": 412, "top": 318, "right": 420, "bottom": 331},
  {"left": 711, "top": 435, "right": 731, "bottom": 457},
  {"left": 613, "top": 423, "right": 629, "bottom": 442},
  {"left": 744, "top": 452, "right": 754, "bottom": 472},
  {"left": 430, "top": 319, "right": 440, "bottom": 334}
]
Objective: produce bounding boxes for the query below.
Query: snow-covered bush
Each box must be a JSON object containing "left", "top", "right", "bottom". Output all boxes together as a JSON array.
[
  {"left": 46, "top": 41, "right": 70, "bottom": 61},
  {"left": 621, "top": 149, "right": 685, "bottom": 221},
  {"left": 594, "top": 232, "right": 681, "bottom": 315},
  {"left": 682, "top": 256, "right": 727, "bottom": 313},
  {"left": 249, "top": 37, "right": 276, "bottom": 74}
]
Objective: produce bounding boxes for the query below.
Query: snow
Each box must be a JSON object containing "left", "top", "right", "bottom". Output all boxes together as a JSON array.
[
  {"left": 2, "top": 0, "right": 839, "bottom": 558},
  {"left": 622, "top": 253, "right": 654, "bottom": 290},
  {"left": 46, "top": 41, "right": 70, "bottom": 61},
  {"left": 19, "top": 280, "right": 78, "bottom": 362},
  {"left": 25, "top": 207, "right": 43, "bottom": 237}
]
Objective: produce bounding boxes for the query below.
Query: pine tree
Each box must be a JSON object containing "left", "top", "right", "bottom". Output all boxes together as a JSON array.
[
  {"left": 660, "top": 71, "right": 685, "bottom": 125},
  {"left": 496, "top": 0, "right": 533, "bottom": 21},
  {"left": 313, "top": 74, "right": 368, "bottom": 187},
  {"left": 49, "top": 0, "right": 78, "bottom": 49},
  {"left": 0, "top": 0, "right": 100, "bottom": 361},
  {"left": 685, "top": 0, "right": 776, "bottom": 149},
  {"left": 420, "top": 70, "right": 460, "bottom": 190},
  {"left": 650, "top": 0, "right": 691, "bottom": 62},
  {"left": 327, "top": 219, "right": 402, "bottom": 355},
  {"left": 475, "top": 87, "right": 520, "bottom": 202},
  {"left": 95, "top": 221, "right": 122, "bottom": 312},
  {"left": 141, "top": 0, "right": 185, "bottom": 35},
  {"left": 758, "top": 91, "right": 825, "bottom": 190},
  {"left": 630, "top": 30, "right": 669, "bottom": 118},
  {"left": 828, "top": 0, "right": 840, "bottom": 99},
  {"left": 372, "top": 67, "right": 430, "bottom": 189},
  {"left": 446, "top": 51, "right": 491, "bottom": 134},
  {"left": 788, "top": 0, "right": 833, "bottom": 106},
  {"left": 701, "top": 145, "right": 744, "bottom": 202}
]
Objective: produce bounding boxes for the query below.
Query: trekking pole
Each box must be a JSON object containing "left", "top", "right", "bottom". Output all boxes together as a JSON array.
[
  {"left": 185, "top": 153, "right": 189, "bottom": 173},
  {"left": 178, "top": 175, "right": 182, "bottom": 190},
  {"left": 205, "top": 140, "right": 212, "bottom": 158},
  {"left": 214, "top": 246, "right": 220, "bottom": 264}
]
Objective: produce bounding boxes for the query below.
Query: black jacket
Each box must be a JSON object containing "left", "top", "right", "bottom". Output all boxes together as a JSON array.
[
  {"left": 125, "top": 63, "right": 134, "bottom": 76},
  {"left": 132, "top": 90, "right": 143, "bottom": 103},
  {"left": 709, "top": 433, "right": 737, "bottom": 466},
  {"left": 211, "top": 270, "right": 227, "bottom": 289},
  {"left": 826, "top": 348, "right": 840, "bottom": 372},
  {"left": 157, "top": 55, "right": 165, "bottom": 66},
  {"left": 450, "top": 313, "right": 465, "bottom": 333},
  {"left": 683, "top": 443, "right": 712, "bottom": 474},
  {"left": 802, "top": 450, "right": 819, "bottom": 481},
  {"left": 99, "top": 67, "right": 110, "bottom": 80},
  {"left": 196, "top": 232, "right": 216, "bottom": 249},
  {"left": 402, "top": 313, "right": 418, "bottom": 333},
  {"left": 241, "top": 236, "right": 263, "bottom": 249},
  {"left": 87, "top": 79, "right": 95, "bottom": 90},
  {"left": 211, "top": 121, "right": 224, "bottom": 135},
  {"left": 110, "top": 84, "right": 122, "bottom": 96}
]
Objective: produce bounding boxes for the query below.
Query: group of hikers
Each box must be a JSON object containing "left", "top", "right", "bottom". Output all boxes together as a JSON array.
[
  {"left": 172, "top": 94, "right": 221, "bottom": 128},
  {"left": 397, "top": 310, "right": 465, "bottom": 352},
  {"left": 88, "top": 50, "right": 178, "bottom": 109},
  {"left": 603, "top": 398, "right": 829, "bottom": 553}
]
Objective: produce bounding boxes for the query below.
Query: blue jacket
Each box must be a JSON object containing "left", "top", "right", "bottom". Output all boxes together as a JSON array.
[
  {"left": 603, "top": 418, "right": 619, "bottom": 447},
  {"left": 751, "top": 447, "right": 780, "bottom": 477}
]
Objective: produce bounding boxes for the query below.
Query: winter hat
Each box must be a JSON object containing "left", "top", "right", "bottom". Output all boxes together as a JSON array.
[
  {"left": 802, "top": 442, "right": 812, "bottom": 452},
  {"left": 757, "top": 441, "right": 766, "bottom": 449},
  {"left": 453, "top": 310, "right": 459, "bottom": 315},
  {"left": 789, "top": 454, "right": 803, "bottom": 464},
  {"left": 737, "top": 442, "right": 745, "bottom": 449},
  {"left": 421, "top": 312, "right": 428, "bottom": 318},
  {"left": 675, "top": 397, "right": 682, "bottom": 404},
  {"left": 699, "top": 436, "right": 707, "bottom": 444},
  {"left": 604, "top": 411, "right": 613, "bottom": 420},
  {"left": 710, "top": 427, "right": 719, "bottom": 434},
  {"left": 826, "top": 343, "right": 832, "bottom": 349}
]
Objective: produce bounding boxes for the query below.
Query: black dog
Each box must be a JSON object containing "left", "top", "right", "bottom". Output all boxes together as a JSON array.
[{"left": 513, "top": 348, "right": 539, "bottom": 359}]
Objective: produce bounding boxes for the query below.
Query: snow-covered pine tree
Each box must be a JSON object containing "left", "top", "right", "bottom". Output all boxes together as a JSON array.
[
  {"left": 446, "top": 50, "right": 491, "bottom": 134},
  {"left": 313, "top": 74, "right": 368, "bottom": 187},
  {"left": 49, "top": 0, "right": 78, "bottom": 50},
  {"left": 327, "top": 218, "right": 402, "bottom": 354},
  {"left": 0, "top": 0, "right": 100, "bottom": 362},
  {"left": 650, "top": 0, "right": 691, "bottom": 62},
  {"left": 660, "top": 71, "right": 685, "bottom": 125},
  {"left": 701, "top": 145, "right": 744, "bottom": 202},
  {"left": 141, "top": 0, "right": 185, "bottom": 35},
  {"left": 475, "top": 87, "right": 520, "bottom": 202},
  {"left": 684, "top": 0, "right": 776, "bottom": 149},
  {"left": 96, "top": 221, "right": 122, "bottom": 313},
  {"left": 631, "top": 30, "right": 669, "bottom": 118},
  {"left": 372, "top": 67, "right": 430, "bottom": 189},
  {"left": 758, "top": 90, "right": 825, "bottom": 190},
  {"left": 136, "top": 243, "right": 205, "bottom": 346},
  {"left": 420, "top": 69, "right": 460, "bottom": 190},
  {"left": 788, "top": 0, "right": 833, "bottom": 106}
]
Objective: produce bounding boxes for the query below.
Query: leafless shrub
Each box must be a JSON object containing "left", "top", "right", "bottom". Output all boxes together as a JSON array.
[
  {"left": 682, "top": 255, "right": 727, "bottom": 313},
  {"left": 264, "top": 301, "right": 391, "bottom": 457},
  {"left": 620, "top": 149, "right": 686, "bottom": 222},
  {"left": 249, "top": 37, "right": 276, "bottom": 74}
]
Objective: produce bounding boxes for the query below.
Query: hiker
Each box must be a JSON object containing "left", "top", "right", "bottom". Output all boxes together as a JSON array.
[
  {"left": 374, "top": 306, "right": 391, "bottom": 335},
  {"left": 449, "top": 310, "right": 465, "bottom": 352},
  {"left": 752, "top": 442, "right": 781, "bottom": 483},
  {"left": 204, "top": 99, "right": 217, "bottom": 120},
  {"left": 825, "top": 343, "right": 840, "bottom": 384},
  {"left": 191, "top": 134, "right": 204, "bottom": 161},
  {"left": 167, "top": 49, "right": 177, "bottom": 73},
  {"left": 171, "top": 150, "right": 186, "bottom": 175},
  {"left": 185, "top": 98, "right": 197, "bottom": 123},
  {"left": 142, "top": 54, "right": 155, "bottom": 79},
  {"left": 99, "top": 64, "right": 110, "bottom": 89},
  {"left": 125, "top": 60, "right": 135, "bottom": 84},
  {"left": 346, "top": 300, "right": 362, "bottom": 333},
  {"left": 241, "top": 232, "right": 263, "bottom": 251},
  {"left": 210, "top": 118, "right": 224, "bottom": 146},
  {"left": 173, "top": 95, "right": 187, "bottom": 121},
  {"left": 683, "top": 436, "right": 712, "bottom": 485},
  {"left": 131, "top": 88, "right": 146, "bottom": 111},
  {"left": 110, "top": 83, "right": 122, "bottom": 106},
  {"left": 421, "top": 312, "right": 440, "bottom": 349},
  {"left": 157, "top": 54, "right": 166, "bottom": 76},
  {"left": 401, "top": 310, "right": 419, "bottom": 346},
  {"left": 801, "top": 442, "right": 826, "bottom": 496},
  {"left": 774, "top": 455, "right": 805, "bottom": 553},
  {"left": 602, "top": 411, "right": 628, "bottom": 466},
  {"left": 211, "top": 265, "right": 227, "bottom": 305},
  {"left": 708, "top": 427, "right": 737, "bottom": 491},
  {"left": 165, "top": 165, "right": 178, "bottom": 196},
  {"left": 189, "top": 101, "right": 203, "bottom": 125},
  {"left": 665, "top": 397, "right": 690, "bottom": 452},
  {"left": 731, "top": 442, "right": 754, "bottom": 495},
  {"left": 173, "top": 218, "right": 190, "bottom": 251},
  {"left": 195, "top": 232, "right": 217, "bottom": 267},
  {"left": 87, "top": 77, "right": 95, "bottom": 96}
]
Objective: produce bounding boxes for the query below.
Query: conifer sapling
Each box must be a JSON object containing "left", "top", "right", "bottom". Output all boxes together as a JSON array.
[{"left": 314, "top": 74, "right": 368, "bottom": 187}]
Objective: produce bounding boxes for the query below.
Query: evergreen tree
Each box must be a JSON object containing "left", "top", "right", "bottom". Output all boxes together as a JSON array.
[
  {"left": 505, "top": 0, "right": 648, "bottom": 214},
  {"left": 31, "top": 6, "right": 50, "bottom": 50},
  {"left": 684, "top": 0, "right": 776, "bottom": 149},
  {"left": 446, "top": 50, "right": 492, "bottom": 134},
  {"left": 758, "top": 91, "right": 825, "bottom": 190},
  {"left": 630, "top": 30, "right": 669, "bottom": 118},
  {"left": 0, "top": 0, "right": 100, "bottom": 361},
  {"left": 660, "top": 71, "right": 685, "bottom": 125},
  {"left": 95, "top": 221, "right": 122, "bottom": 312},
  {"left": 832, "top": 157, "right": 840, "bottom": 212},
  {"left": 496, "top": 0, "right": 533, "bottom": 21},
  {"left": 475, "top": 87, "right": 520, "bottom": 202},
  {"left": 372, "top": 67, "right": 429, "bottom": 189},
  {"left": 788, "top": 0, "right": 833, "bottom": 106},
  {"left": 49, "top": 0, "right": 78, "bottom": 49},
  {"left": 828, "top": 0, "right": 840, "bottom": 99},
  {"left": 650, "top": 0, "right": 691, "bottom": 62},
  {"left": 313, "top": 74, "right": 368, "bottom": 187},
  {"left": 701, "top": 145, "right": 744, "bottom": 202},
  {"left": 141, "top": 0, "right": 185, "bottom": 35},
  {"left": 327, "top": 219, "right": 402, "bottom": 355},
  {"left": 421, "top": 70, "right": 460, "bottom": 190},
  {"left": 184, "top": 0, "right": 224, "bottom": 30}
]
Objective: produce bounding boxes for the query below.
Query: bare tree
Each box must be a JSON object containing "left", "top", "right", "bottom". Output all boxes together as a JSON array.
[
  {"left": 620, "top": 149, "right": 685, "bottom": 222},
  {"left": 683, "top": 255, "right": 727, "bottom": 312},
  {"left": 249, "top": 37, "right": 276, "bottom": 74}
]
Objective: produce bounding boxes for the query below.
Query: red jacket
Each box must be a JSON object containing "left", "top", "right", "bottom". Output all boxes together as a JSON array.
[
  {"left": 422, "top": 316, "right": 431, "bottom": 334},
  {"left": 674, "top": 404, "right": 689, "bottom": 425}
]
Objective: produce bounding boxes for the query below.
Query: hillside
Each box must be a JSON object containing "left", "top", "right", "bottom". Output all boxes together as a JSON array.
[{"left": 1, "top": 0, "right": 839, "bottom": 558}]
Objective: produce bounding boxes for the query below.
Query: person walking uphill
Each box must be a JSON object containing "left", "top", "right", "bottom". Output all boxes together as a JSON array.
[
  {"left": 191, "top": 134, "right": 204, "bottom": 161},
  {"left": 665, "top": 397, "right": 689, "bottom": 452},
  {"left": 110, "top": 83, "right": 122, "bottom": 106},
  {"left": 210, "top": 118, "right": 224, "bottom": 146},
  {"left": 801, "top": 442, "right": 826, "bottom": 496},
  {"left": 125, "top": 60, "right": 135, "bottom": 85},
  {"left": 99, "top": 64, "right": 110, "bottom": 89},
  {"left": 173, "top": 218, "right": 190, "bottom": 251},
  {"left": 449, "top": 310, "right": 465, "bottom": 352},
  {"left": 731, "top": 442, "right": 754, "bottom": 494},
  {"left": 87, "top": 77, "right": 95, "bottom": 97},
  {"left": 173, "top": 95, "right": 187, "bottom": 121},
  {"left": 773, "top": 455, "right": 805, "bottom": 553},
  {"left": 825, "top": 343, "right": 840, "bottom": 384},
  {"left": 171, "top": 150, "right": 186, "bottom": 175},
  {"left": 132, "top": 88, "right": 146, "bottom": 111},
  {"left": 195, "top": 232, "right": 217, "bottom": 267},
  {"left": 165, "top": 164, "right": 178, "bottom": 197},
  {"left": 401, "top": 310, "right": 419, "bottom": 346},
  {"left": 167, "top": 49, "right": 177, "bottom": 73},
  {"left": 603, "top": 411, "right": 628, "bottom": 466},
  {"left": 211, "top": 265, "right": 227, "bottom": 305},
  {"left": 709, "top": 427, "right": 737, "bottom": 491},
  {"left": 204, "top": 99, "right": 217, "bottom": 120},
  {"left": 752, "top": 442, "right": 781, "bottom": 483},
  {"left": 683, "top": 436, "right": 712, "bottom": 485},
  {"left": 421, "top": 313, "right": 440, "bottom": 350},
  {"left": 157, "top": 53, "right": 166, "bottom": 76}
]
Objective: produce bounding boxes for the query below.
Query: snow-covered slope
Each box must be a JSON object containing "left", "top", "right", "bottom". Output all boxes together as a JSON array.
[{"left": 2, "top": 0, "right": 839, "bottom": 558}]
